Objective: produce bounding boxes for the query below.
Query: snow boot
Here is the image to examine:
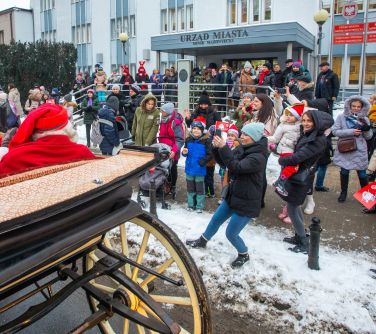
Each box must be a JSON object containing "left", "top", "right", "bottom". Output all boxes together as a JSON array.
[
  {"left": 171, "top": 186, "right": 177, "bottom": 199},
  {"left": 283, "top": 233, "right": 299, "bottom": 245},
  {"left": 186, "top": 235, "right": 207, "bottom": 248},
  {"left": 273, "top": 177, "right": 288, "bottom": 196},
  {"left": 304, "top": 195, "right": 315, "bottom": 215},
  {"left": 278, "top": 205, "right": 288, "bottom": 220},
  {"left": 231, "top": 253, "right": 250, "bottom": 268},
  {"left": 288, "top": 235, "right": 309, "bottom": 254},
  {"left": 338, "top": 173, "right": 349, "bottom": 203}
]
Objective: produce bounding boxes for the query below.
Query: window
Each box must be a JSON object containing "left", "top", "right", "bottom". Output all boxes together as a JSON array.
[
  {"left": 87, "top": 24, "right": 91, "bottom": 43},
  {"left": 264, "top": 0, "right": 271, "bottom": 20},
  {"left": 76, "top": 25, "right": 81, "bottom": 44},
  {"left": 253, "top": 0, "right": 260, "bottom": 22},
  {"left": 187, "top": 5, "right": 193, "bottom": 30},
  {"left": 229, "top": 0, "right": 237, "bottom": 25},
  {"left": 349, "top": 56, "right": 360, "bottom": 85},
  {"left": 72, "top": 27, "right": 76, "bottom": 44},
  {"left": 111, "top": 19, "right": 117, "bottom": 40},
  {"left": 365, "top": 56, "right": 376, "bottom": 85},
  {"left": 130, "top": 15, "right": 136, "bottom": 37},
  {"left": 241, "top": 0, "right": 248, "bottom": 23},
  {"left": 122, "top": 18, "right": 128, "bottom": 36},
  {"left": 161, "top": 9, "right": 168, "bottom": 33},
  {"left": 0, "top": 31, "right": 4, "bottom": 44},
  {"left": 178, "top": 7, "right": 185, "bottom": 31},
  {"left": 169, "top": 8, "right": 176, "bottom": 32},
  {"left": 81, "top": 25, "right": 86, "bottom": 43},
  {"left": 334, "top": 0, "right": 363, "bottom": 14},
  {"left": 370, "top": 0, "right": 376, "bottom": 9}
]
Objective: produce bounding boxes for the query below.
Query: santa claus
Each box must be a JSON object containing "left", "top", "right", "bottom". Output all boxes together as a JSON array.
[{"left": 0, "top": 103, "right": 96, "bottom": 178}]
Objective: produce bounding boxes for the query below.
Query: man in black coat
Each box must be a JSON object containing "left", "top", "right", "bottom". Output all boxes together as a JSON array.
[
  {"left": 273, "top": 64, "right": 284, "bottom": 88},
  {"left": 315, "top": 61, "right": 340, "bottom": 114},
  {"left": 282, "top": 58, "right": 294, "bottom": 86}
]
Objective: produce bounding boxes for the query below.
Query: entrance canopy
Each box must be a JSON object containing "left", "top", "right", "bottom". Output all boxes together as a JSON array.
[{"left": 151, "top": 22, "right": 315, "bottom": 56}]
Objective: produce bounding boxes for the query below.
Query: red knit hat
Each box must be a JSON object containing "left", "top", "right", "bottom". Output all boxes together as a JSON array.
[
  {"left": 191, "top": 116, "right": 206, "bottom": 131},
  {"left": 227, "top": 124, "right": 239, "bottom": 137},
  {"left": 285, "top": 103, "right": 305, "bottom": 120},
  {"left": 9, "top": 104, "right": 68, "bottom": 149}
]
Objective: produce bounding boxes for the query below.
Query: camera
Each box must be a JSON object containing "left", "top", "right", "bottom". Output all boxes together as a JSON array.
[{"left": 276, "top": 88, "right": 286, "bottom": 94}]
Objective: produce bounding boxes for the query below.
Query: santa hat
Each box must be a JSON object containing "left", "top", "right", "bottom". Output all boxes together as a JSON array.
[
  {"left": 227, "top": 124, "right": 239, "bottom": 137},
  {"left": 9, "top": 104, "right": 68, "bottom": 149},
  {"left": 284, "top": 103, "right": 305, "bottom": 120},
  {"left": 191, "top": 116, "right": 206, "bottom": 131}
]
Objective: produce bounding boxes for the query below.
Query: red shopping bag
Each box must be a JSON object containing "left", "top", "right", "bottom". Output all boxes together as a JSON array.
[{"left": 353, "top": 182, "right": 376, "bottom": 210}]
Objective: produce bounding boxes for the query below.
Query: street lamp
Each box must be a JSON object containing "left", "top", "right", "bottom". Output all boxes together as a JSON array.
[
  {"left": 313, "top": 9, "right": 330, "bottom": 61},
  {"left": 119, "top": 32, "right": 129, "bottom": 56}
]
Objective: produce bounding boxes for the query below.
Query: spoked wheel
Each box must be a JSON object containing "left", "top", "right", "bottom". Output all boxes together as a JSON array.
[{"left": 83, "top": 211, "right": 212, "bottom": 334}]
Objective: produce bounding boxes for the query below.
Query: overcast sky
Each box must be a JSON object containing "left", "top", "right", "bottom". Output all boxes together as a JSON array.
[{"left": 0, "top": 0, "right": 30, "bottom": 11}]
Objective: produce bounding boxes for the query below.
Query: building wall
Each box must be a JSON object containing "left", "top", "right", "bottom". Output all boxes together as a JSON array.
[
  {"left": 14, "top": 10, "right": 34, "bottom": 43},
  {"left": 55, "top": 1, "right": 71, "bottom": 42},
  {"left": 0, "top": 12, "right": 13, "bottom": 44}
]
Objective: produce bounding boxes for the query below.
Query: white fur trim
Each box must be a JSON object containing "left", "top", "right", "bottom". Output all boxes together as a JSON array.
[{"left": 0, "top": 147, "right": 9, "bottom": 161}]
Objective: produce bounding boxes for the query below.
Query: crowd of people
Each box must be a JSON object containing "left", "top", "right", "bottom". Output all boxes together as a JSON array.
[{"left": 0, "top": 57, "right": 375, "bottom": 271}]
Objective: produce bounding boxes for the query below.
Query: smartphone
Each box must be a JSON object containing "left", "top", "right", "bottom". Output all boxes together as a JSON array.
[{"left": 215, "top": 129, "right": 222, "bottom": 137}]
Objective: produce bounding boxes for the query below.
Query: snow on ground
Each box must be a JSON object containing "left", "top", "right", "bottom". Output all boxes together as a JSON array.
[{"left": 128, "top": 196, "right": 376, "bottom": 333}]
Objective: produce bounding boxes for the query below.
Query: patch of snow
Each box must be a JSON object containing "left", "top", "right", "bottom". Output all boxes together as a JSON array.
[{"left": 119, "top": 196, "right": 376, "bottom": 333}]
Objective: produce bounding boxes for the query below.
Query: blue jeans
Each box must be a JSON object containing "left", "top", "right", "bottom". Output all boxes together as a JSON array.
[
  {"left": 315, "top": 164, "right": 328, "bottom": 188},
  {"left": 203, "top": 200, "right": 252, "bottom": 254},
  {"left": 340, "top": 168, "right": 367, "bottom": 178}
]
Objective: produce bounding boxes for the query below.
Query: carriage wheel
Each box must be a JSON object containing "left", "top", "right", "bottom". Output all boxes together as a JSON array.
[{"left": 83, "top": 212, "right": 212, "bottom": 334}]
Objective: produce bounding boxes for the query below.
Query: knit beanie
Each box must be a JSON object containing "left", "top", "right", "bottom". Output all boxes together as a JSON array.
[
  {"left": 292, "top": 61, "right": 301, "bottom": 68},
  {"left": 244, "top": 61, "right": 252, "bottom": 69},
  {"left": 130, "top": 83, "right": 141, "bottom": 94},
  {"left": 64, "top": 94, "right": 72, "bottom": 103},
  {"left": 161, "top": 102, "right": 175, "bottom": 115},
  {"left": 198, "top": 92, "right": 211, "bottom": 105},
  {"left": 106, "top": 96, "right": 119, "bottom": 111},
  {"left": 263, "top": 63, "right": 272, "bottom": 70},
  {"left": 241, "top": 122, "right": 264, "bottom": 142},
  {"left": 243, "top": 92, "right": 253, "bottom": 99}
]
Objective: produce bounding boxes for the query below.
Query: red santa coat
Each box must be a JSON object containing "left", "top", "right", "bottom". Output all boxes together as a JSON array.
[{"left": 0, "top": 135, "right": 96, "bottom": 178}]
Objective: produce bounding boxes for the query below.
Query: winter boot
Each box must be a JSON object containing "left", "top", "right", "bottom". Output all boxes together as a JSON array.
[
  {"left": 231, "top": 253, "right": 250, "bottom": 268},
  {"left": 338, "top": 173, "right": 349, "bottom": 203},
  {"left": 171, "top": 186, "right": 177, "bottom": 199},
  {"left": 186, "top": 235, "right": 207, "bottom": 249},
  {"left": 278, "top": 205, "right": 288, "bottom": 220},
  {"left": 283, "top": 233, "right": 299, "bottom": 245},
  {"left": 304, "top": 195, "right": 315, "bottom": 215},
  {"left": 288, "top": 235, "right": 309, "bottom": 254},
  {"left": 273, "top": 177, "right": 288, "bottom": 196}
]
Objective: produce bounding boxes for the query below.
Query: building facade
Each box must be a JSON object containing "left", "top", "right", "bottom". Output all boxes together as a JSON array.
[{"left": 0, "top": 7, "right": 34, "bottom": 45}]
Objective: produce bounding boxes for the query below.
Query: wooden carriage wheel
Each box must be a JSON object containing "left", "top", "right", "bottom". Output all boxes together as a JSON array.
[{"left": 83, "top": 213, "right": 212, "bottom": 334}]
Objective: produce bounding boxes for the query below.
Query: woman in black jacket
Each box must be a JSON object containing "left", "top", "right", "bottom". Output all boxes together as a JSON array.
[
  {"left": 277, "top": 110, "right": 334, "bottom": 253},
  {"left": 186, "top": 122, "right": 268, "bottom": 268}
]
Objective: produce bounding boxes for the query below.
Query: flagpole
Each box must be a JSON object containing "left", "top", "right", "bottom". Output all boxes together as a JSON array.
[
  {"left": 328, "top": 0, "right": 335, "bottom": 66},
  {"left": 359, "top": 0, "right": 369, "bottom": 95}
]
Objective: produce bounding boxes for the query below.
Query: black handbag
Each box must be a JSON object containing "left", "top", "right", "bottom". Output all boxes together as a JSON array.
[{"left": 290, "top": 168, "right": 310, "bottom": 185}]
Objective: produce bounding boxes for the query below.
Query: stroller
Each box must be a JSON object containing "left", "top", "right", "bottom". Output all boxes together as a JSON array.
[
  {"left": 116, "top": 115, "right": 134, "bottom": 145},
  {"left": 137, "top": 143, "right": 173, "bottom": 210}
]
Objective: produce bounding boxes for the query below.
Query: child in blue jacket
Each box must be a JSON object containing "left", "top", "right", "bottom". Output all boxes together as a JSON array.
[{"left": 182, "top": 117, "right": 212, "bottom": 213}]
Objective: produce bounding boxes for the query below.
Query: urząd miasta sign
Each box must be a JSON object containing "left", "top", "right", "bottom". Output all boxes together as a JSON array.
[{"left": 180, "top": 29, "right": 249, "bottom": 45}]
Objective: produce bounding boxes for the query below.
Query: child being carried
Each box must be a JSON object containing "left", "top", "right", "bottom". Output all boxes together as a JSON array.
[{"left": 268, "top": 103, "right": 304, "bottom": 196}]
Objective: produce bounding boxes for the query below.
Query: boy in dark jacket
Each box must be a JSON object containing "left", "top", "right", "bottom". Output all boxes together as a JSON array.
[
  {"left": 98, "top": 97, "right": 120, "bottom": 156},
  {"left": 182, "top": 117, "right": 212, "bottom": 213}
]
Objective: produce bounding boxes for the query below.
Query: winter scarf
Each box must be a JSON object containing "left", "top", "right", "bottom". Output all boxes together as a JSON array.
[{"left": 258, "top": 70, "right": 270, "bottom": 85}]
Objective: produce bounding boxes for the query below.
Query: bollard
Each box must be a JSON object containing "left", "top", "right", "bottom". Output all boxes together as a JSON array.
[
  {"left": 308, "top": 217, "right": 322, "bottom": 270},
  {"left": 149, "top": 179, "right": 157, "bottom": 217}
]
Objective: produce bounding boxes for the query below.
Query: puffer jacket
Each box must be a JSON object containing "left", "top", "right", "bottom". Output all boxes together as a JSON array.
[
  {"left": 183, "top": 133, "right": 212, "bottom": 177},
  {"left": 267, "top": 117, "right": 301, "bottom": 154},
  {"left": 158, "top": 112, "right": 185, "bottom": 161},
  {"left": 332, "top": 95, "right": 373, "bottom": 170},
  {"left": 132, "top": 94, "right": 160, "bottom": 146},
  {"left": 98, "top": 105, "right": 120, "bottom": 155},
  {"left": 277, "top": 110, "right": 334, "bottom": 206},
  {"left": 214, "top": 137, "right": 268, "bottom": 218}
]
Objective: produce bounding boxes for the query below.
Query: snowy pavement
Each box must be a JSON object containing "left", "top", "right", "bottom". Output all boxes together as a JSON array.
[{"left": 130, "top": 197, "right": 376, "bottom": 333}]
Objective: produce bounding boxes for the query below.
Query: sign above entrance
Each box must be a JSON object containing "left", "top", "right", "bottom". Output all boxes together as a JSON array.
[
  {"left": 180, "top": 29, "right": 249, "bottom": 46},
  {"left": 342, "top": 2, "right": 358, "bottom": 20}
]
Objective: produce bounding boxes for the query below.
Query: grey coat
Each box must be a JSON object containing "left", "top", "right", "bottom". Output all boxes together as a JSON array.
[{"left": 332, "top": 95, "right": 373, "bottom": 170}]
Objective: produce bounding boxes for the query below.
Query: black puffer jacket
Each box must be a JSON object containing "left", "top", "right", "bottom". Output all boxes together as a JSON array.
[
  {"left": 277, "top": 110, "right": 334, "bottom": 205},
  {"left": 214, "top": 137, "right": 268, "bottom": 218},
  {"left": 186, "top": 106, "right": 221, "bottom": 130}
]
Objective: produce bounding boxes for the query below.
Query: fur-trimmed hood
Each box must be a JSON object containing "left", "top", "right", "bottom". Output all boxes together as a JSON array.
[
  {"left": 140, "top": 94, "right": 158, "bottom": 112},
  {"left": 344, "top": 95, "right": 370, "bottom": 117}
]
